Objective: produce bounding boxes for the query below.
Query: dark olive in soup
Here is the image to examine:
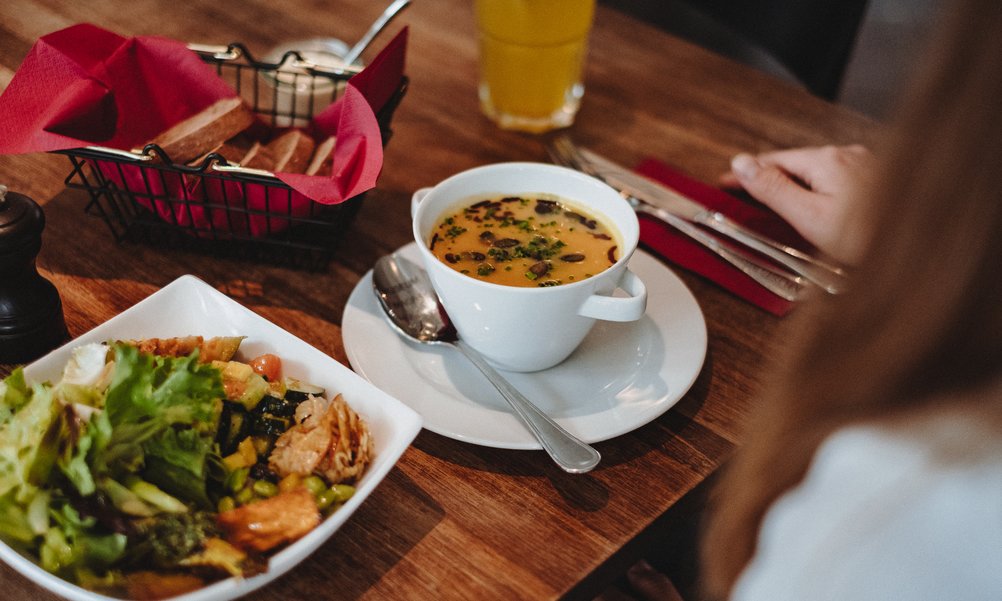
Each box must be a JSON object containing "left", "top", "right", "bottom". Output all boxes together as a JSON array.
[{"left": 428, "top": 194, "right": 619, "bottom": 287}]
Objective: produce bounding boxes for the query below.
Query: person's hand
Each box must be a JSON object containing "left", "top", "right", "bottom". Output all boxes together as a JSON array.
[
  {"left": 594, "top": 560, "right": 685, "bottom": 601},
  {"left": 720, "top": 145, "right": 875, "bottom": 264}
]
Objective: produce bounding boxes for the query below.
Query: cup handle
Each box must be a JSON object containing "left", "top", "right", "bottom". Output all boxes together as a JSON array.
[
  {"left": 578, "top": 268, "right": 648, "bottom": 321},
  {"left": 411, "top": 187, "right": 433, "bottom": 219}
]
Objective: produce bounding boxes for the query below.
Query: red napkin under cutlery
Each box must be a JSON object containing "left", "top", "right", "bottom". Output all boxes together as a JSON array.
[{"left": 633, "top": 158, "right": 810, "bottom": 316}]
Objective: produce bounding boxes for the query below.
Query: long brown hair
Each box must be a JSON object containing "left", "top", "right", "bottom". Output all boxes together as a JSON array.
[{"left": 701, "top": 0, "right": 1002, "bottom": 597}]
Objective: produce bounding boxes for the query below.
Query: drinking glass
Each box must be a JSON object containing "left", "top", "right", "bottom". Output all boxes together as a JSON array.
[{"left": 475, "top": 0, "right": 597, "bottom": 133}]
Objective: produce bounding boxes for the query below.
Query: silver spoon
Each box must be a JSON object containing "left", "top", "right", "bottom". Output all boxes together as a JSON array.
[
  {"left": 341, "top": 0, "right": 411, "bottom": 67},
  {"left": 371, "top": 254, "right": 602, "bottom": 474}
]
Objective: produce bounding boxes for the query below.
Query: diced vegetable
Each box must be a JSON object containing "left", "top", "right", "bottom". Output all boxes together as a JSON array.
[
  {"left": 252, "top": 415, "right": 289, "bottom": 437},
  {"left": 255, "top": 395, "right": 296, "bottom": 418},
  {"left": 222, "top": 438, "right": 257, "bottom": 472},
  {"left": 217, "top": 402, "right": 252, "bottom": 456},
  {"left": 213, "top": 361, "right": 269, "bottom": 411},
  {"left": 283, "top": 378, "right": 325, "bottom": 402}
]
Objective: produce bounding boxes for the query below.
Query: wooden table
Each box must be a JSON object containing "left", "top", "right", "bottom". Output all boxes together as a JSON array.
[{"left": 0, "top": 1, "right": 876, "bottom": 599}]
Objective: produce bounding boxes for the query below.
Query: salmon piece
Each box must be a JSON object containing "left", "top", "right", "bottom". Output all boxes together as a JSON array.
[{"left": 216, "top": 488, "right": 319, "bottom": 552}]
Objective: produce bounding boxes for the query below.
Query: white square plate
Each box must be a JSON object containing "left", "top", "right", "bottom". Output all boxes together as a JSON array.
[{"left": 0, "top": 275, "right": 422, "bottom": 601}]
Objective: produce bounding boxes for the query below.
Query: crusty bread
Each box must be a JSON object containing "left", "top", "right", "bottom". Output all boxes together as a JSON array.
[
  {"left": 305, "top": 136, "right": 336, "bottom": 176},
  {"left": 239, "top": 141, "right": 269, "bottom": 170},
  {"left": 187, "top": 133, "right": 255, "bottom": 167},
  {"left": 147, "top": 97, "right": 255, "bottom": 164},
  {"left": 214, "top": 135, "right": 256, "bottom": 164},
  {"left": 242, "top": 130, "right": 315, "bottom": 173},
  {"left": 272, "top": 130, "right": 316, "bottom": 173}
]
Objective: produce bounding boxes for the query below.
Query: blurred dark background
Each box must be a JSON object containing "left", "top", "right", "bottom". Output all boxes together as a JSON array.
[{"left": 602, "top": 0, "right": 940, "bottom": 120}]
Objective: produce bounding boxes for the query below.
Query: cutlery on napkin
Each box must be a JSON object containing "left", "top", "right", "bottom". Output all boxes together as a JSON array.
[
  {"left": 632, "top": 158, "right": 802, "bottom": 316},
  {"left": 575, "top": 147, "right": 848, "bottom": 294},
  {"left": 548, "top": 138, "right": 846, "bottom": 316}
]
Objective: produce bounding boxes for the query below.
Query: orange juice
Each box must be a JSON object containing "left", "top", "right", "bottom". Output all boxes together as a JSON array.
[{"left": 475, "top": 0, "right": 596, "bottom": 132}]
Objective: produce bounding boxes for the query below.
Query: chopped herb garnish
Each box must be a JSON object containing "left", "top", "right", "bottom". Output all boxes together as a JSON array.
[
  {"left": 445, "top": 225, "right": 467, "bottom": 239},
  {"left": 430, "top": 195, "right": 614, "bottom": 287}
]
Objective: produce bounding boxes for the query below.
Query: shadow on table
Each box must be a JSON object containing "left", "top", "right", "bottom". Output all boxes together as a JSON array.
[
  {"left": 249, "top": 466, "right": 443, "bottom": 601},
  {"left": 410, "top": 347, "right": 721, "bottom": 505},
  {"left": 35, "top": 186, "right": 398, "bottom": 329}
]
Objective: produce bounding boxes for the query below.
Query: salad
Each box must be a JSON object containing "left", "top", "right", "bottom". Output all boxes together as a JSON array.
[{"left": 0, "top": 336, "right": 373, "bottom": 599}]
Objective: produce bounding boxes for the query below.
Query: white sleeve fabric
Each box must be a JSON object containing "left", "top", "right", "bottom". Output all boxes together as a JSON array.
[{"left": 730, "top": 422, "right": 1002, "bottom": 601}]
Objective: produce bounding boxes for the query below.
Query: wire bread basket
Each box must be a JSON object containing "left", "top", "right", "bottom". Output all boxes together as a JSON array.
[{"left": 58, "top": 42, "right": 408, "bottom": 271}]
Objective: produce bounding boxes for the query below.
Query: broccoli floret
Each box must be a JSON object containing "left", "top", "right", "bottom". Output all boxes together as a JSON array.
[{"left": 129, "top": 511, "right": 220, "bottom": 569}]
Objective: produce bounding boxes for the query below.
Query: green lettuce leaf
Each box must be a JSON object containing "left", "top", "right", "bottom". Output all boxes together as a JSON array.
[
  {"left": 143, "top": 427, "right": 215, "bottom": 508},
  {"left": 95, "top": 345, "right": 223, "bottom": 511},
  {"left": 0, "top": 368, "right": 30, "bottom": 425},
  {"left": 40, "top": 501, "right": 127, "bottom": 575},
  {"left": 57, "top": 410, "right": 111, "bottom": 496},
  {"left": 103, "top": 345, "right": 221, "bottom": 429},
  {"left": 0, "top": 380, "right": 59, "bottom": 497}
]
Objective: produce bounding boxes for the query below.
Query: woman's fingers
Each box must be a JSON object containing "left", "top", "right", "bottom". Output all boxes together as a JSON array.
[
  {"left": 730, "top": 153, "right": 829, "bottom": 237},
  {"left": 626, "top": 560, "right": 686, "bottom": 601},
  {"left": 718, "top": 145, "right": 874, "bottom": 263}
]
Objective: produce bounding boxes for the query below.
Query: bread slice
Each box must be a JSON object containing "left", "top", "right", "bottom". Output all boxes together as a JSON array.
[
  {"left": 240, "top": 141, "right": 271, "bottom": 170},
  {"left": 214, "top": 135, "right": 256, "bottom": 164},
  {"left": 272, "top": 130, "right": 316, "bottom": 173},
  {"left": 147, "top": 98, "right": 255, "bottom": 164},
  {"left": 187, "top": 133, "right": 255, "bottom": 167},
  {"left": 305, "top": 136, "right": 337, "bottom": 176},
  {"left": 242, "top": 130, "right": 316, "bottom": 173}
]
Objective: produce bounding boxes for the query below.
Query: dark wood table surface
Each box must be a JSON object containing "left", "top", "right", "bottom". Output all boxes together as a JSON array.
[{"left": 0, "top": 1, "right": 877, "bottom": 599}]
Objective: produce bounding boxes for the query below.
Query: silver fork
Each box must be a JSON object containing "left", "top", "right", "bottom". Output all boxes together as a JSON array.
[{"left": 547, "top": 139, "right": 808, "bottom": 302}]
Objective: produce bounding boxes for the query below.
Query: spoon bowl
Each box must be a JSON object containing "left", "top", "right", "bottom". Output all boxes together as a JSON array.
[{"left": 371, "top": 254, "right": 601, "bottom": 474}]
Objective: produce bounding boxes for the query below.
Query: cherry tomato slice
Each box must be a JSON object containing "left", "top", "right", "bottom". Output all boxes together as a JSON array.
[{"left": 249, "top": 353, "right": 282, "bottom": 382}]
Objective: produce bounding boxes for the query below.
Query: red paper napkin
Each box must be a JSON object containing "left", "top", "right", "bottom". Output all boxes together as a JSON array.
[{"left": 634, "top": 158, "right": 810, "bottom": 316}]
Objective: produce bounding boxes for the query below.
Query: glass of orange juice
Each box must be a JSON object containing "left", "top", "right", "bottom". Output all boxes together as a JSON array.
[{"left": 475, "top": 0, "right": 597, "bottom": 133}]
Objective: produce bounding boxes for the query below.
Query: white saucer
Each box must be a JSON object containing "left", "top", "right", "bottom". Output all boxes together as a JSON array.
[{"left": 342, "top": 243, "right": 707, "bottom": 450}]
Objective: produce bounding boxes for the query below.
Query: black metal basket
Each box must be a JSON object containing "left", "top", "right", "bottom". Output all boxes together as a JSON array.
[{"left": 59, "top": 42, "right": 407, "bottom": 271}]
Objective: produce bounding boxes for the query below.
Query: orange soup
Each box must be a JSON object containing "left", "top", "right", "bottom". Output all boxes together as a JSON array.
[{"left": 428, "top": 194, "right": 619, "bottom": 287}]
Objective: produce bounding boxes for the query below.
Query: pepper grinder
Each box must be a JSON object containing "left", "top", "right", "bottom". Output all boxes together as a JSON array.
[{"left": 0, "top": 184, "right": 69, "bottom": 364}]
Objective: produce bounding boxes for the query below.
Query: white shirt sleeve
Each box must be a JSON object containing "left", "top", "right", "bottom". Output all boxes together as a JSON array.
[{"left": 730, "top": 422, "right": 1002, "bottom": 601}]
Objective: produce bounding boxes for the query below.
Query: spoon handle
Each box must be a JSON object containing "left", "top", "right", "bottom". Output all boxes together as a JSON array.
[
  {"left": 452, "top": 340, "right": 601, "bottom": 473},
  {"left": 342, "top": 0, "right": 411, "bottom": 66}
]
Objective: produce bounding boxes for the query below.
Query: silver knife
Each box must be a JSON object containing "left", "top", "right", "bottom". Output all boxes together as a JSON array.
[
  {"left": 547, "top": 137, "right": 808, "bottom": 301},
  {"left": 576, "top": 147, "right": 848, "bottom": 294}
]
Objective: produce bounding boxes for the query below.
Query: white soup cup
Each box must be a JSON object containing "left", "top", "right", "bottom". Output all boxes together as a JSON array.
[{"left": 411, "top": 162, "right": 647, "bottom": 372}]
